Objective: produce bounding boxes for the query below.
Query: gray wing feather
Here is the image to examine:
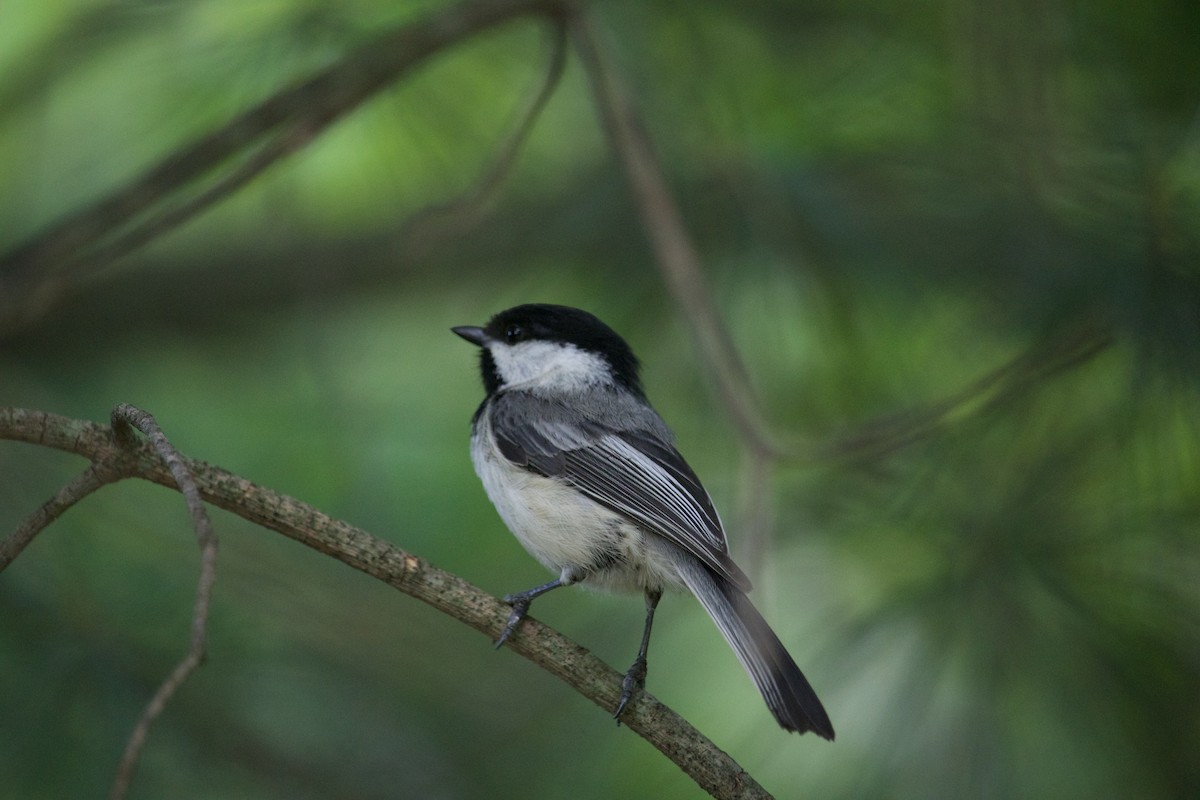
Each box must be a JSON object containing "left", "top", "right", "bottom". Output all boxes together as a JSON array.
[{"left": 490, "top": 392, "right": 751, "bottom": 591}]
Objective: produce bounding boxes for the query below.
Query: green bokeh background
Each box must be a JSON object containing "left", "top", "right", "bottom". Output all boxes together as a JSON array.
[{"left": 2, "top": 1, "right": 1199, "bottom": 798}]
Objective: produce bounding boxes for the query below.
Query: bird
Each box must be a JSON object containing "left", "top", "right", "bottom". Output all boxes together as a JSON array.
[{"left": 452, "top": 303, "right": 834, "bottom": 738}]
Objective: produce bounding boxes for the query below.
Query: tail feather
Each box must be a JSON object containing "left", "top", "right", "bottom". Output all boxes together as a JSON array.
[{"left": 679, "top": 559, "right": 835, "bottom": 739}]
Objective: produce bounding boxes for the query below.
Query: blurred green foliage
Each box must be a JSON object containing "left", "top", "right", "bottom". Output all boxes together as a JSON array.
[{"left": 2, "top": 0, "right": 1199, "bottom": 798}]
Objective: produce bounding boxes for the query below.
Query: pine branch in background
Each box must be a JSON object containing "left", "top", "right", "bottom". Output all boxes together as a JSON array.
[{"left": 0, "top": 0, "right": 566, "bottom": 335}]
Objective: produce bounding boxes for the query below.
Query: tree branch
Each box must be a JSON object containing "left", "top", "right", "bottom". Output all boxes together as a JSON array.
[
  {"left": 569, "top": 11, "right": 780, "bottom": 463},
  {"left": 814, "top": 319, "right": 1115, "bottom": 463},
  {"left": 0, "top": 461, "right": 125, "bottom": 570},
  {"left": 398, "top": 16, "right": 569, "bottom": 253},
  {"left": 569, "top": 10, "right": 789, "bottom": 569},
  {"left": 0, "top": 407, "right": 771, "bottom": 800},
  {"left": 106, "top": 405, "right": 221, "bottom": 800},
  {"left": 0, "top": 0, "right": 567, "bottom": 335}
]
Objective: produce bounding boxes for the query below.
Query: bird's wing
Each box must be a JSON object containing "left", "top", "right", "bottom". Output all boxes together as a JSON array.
[{"left": 489, "top": 394, "right": 752, "bottom": 591}]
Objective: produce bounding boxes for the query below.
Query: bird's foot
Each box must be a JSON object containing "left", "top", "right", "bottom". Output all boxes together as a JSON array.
[
  {"left": 613, "top": 654, "right": 648, "bottom": 723},
  {"left": 494, "top": 592, "right": 534, "bottom": 649}
]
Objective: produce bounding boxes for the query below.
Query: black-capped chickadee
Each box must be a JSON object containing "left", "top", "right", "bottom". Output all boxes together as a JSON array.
[{"left": 453, "top": 303, "right": 834, "bottom": 739}]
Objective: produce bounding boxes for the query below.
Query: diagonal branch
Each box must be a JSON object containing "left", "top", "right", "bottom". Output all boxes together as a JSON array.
[
  {"left": 815, "top": 319, "right": 1115, "bottom": 462},
  {"left": 79, "top": 128, "right": 315, "bottom": 290},
  {"left": 569, "top": 11, "right": 779, "bottom": 462},
  {"left": 0, "top": 0, "right": 567, "bottom": 334},
  {"left": 0, "top": 407, "right": 771, "bottom": 800},
  {"left": 0, "top": 461, "right": 127, "bottom": 571},
  {"left": 569, "top": 9, "right": 787, "bottom": 571}
]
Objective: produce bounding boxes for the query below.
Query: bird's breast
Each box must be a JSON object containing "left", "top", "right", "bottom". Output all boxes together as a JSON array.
[{"left": 469, "top": 417, "right": 683, "bottom": 593}]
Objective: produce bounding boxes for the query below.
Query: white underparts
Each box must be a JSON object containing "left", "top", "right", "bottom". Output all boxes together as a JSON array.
[{"left": 471, "top": 412, "right": 686, "bottom": 594}]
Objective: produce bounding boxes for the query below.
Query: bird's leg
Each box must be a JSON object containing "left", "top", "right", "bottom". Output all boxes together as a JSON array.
[
  {"left": 495, "top": 577, "right": 566, "bottom": 649},
  {"left": 614, "top": 589, "right": 662, "bottom": 721}
]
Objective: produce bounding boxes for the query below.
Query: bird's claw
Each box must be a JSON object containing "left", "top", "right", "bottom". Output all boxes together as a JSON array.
[
  {"left": 494, "top": 594, "right": 532, "bottom": 649},
  {"left": 613, "top": 655, "right": 648, "bottom": 723}
]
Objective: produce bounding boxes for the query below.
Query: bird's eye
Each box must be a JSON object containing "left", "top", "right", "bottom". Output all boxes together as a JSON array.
[{"left": 504, "top": 324, "right": 523, "bottom": 344}]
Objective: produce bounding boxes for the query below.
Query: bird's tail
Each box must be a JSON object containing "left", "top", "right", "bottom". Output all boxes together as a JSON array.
[{"left": 678, "top": 559, "right": 835, "bottom": 739}]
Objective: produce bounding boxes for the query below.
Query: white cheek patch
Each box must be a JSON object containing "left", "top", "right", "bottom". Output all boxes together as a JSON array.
[{"left": 488, "top": 340, "right": 612, "bottom": 391}]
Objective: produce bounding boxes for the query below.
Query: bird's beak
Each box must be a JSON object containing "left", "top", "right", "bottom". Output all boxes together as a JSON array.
[{"left": 452, "top": 326, "right": 488, "bottom": 346}]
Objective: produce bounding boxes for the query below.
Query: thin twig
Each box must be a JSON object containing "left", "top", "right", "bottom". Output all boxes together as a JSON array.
[
  {"left": 400, "top": 17, "right": 569, "bottom": 250},
  {"left": 569, "top": 9, "right": 791, "bottom": 580},
  {"left": 107, "top": 405, "right": 220, "bottom": 800},
  {"left": 815, "top": 320, "right": 1115, "bottom": 463},
  {"left": 0, "top": 462, "right": 126, "bottom": 571},
  {"left": 734, "top": 451, "right": 777, "bottom": 582},
  {"left": 569, "top": 11, "right": 780, "bottom": 462},
  {"left": 0, "top": 407, "right": 769, "bottom": 800}
]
